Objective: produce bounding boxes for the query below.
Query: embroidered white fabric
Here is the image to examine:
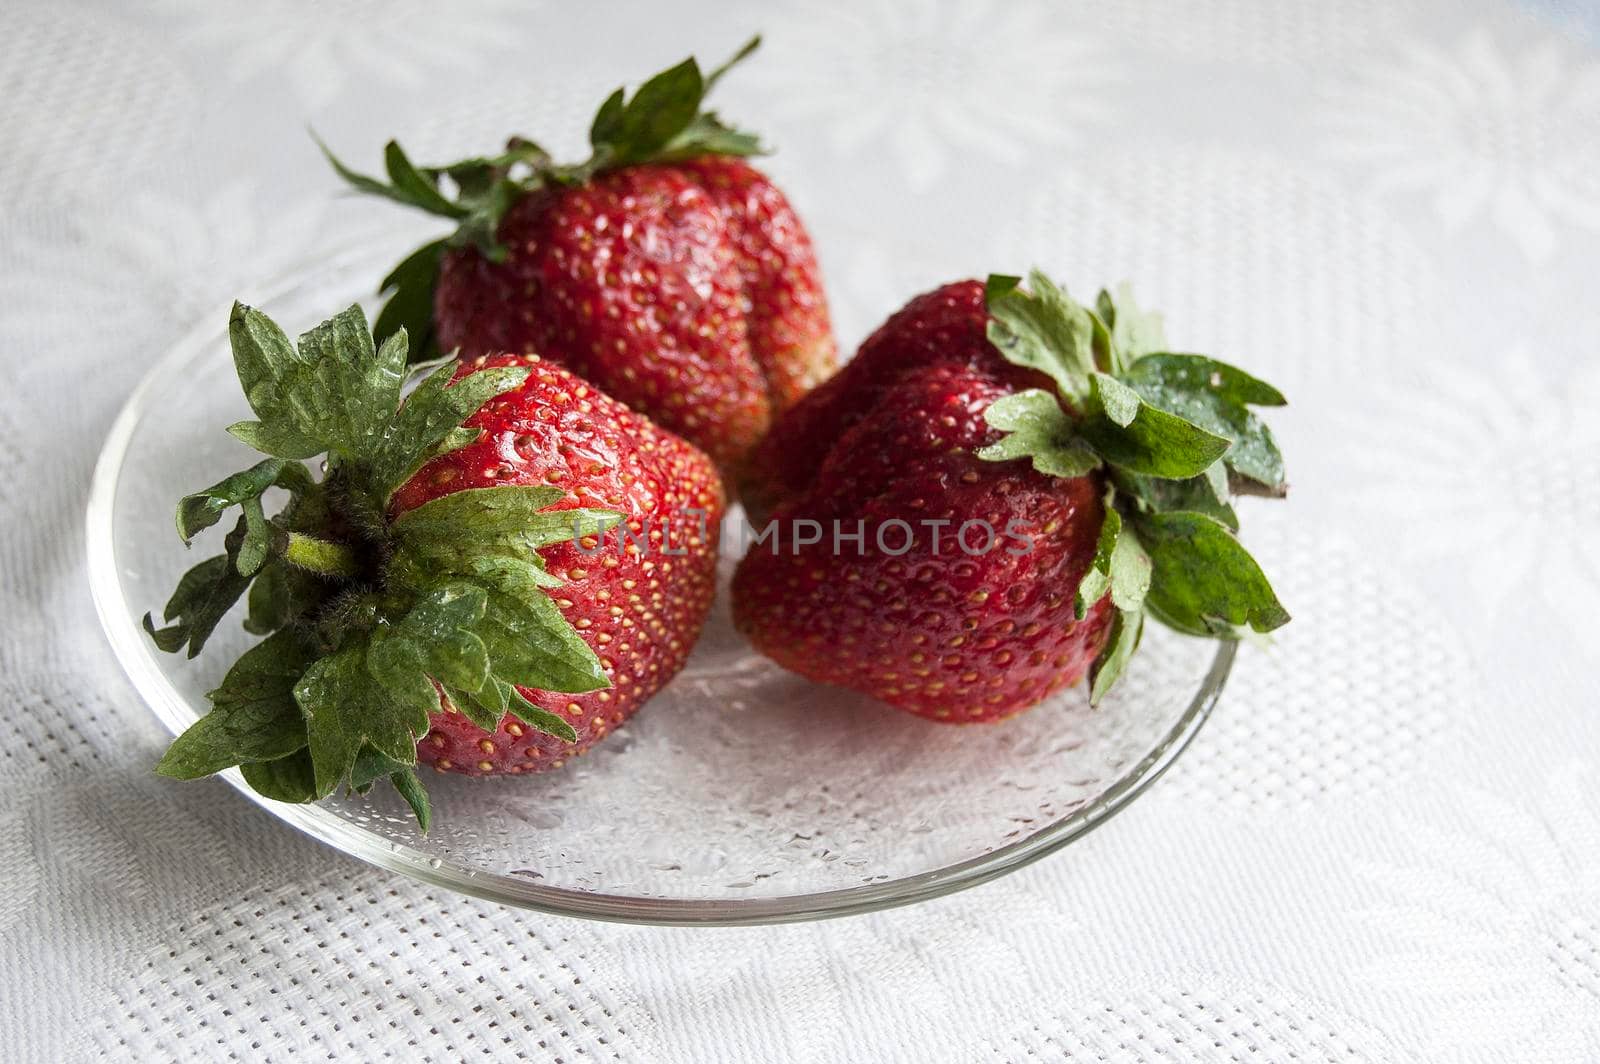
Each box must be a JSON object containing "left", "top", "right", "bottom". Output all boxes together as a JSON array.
[{"left": 3, "top": 0, "right": 1597, "bottom": 1060}]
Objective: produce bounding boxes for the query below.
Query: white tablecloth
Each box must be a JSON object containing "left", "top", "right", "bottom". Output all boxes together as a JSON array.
[{"left": 4, "top": 1, "right": 1597, "bottom": 1060}]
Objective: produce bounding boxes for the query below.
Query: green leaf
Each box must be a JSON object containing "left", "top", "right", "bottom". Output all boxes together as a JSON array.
[
  {"left": 431, "top": 140, "right": 551, "bottom": 189},
  {"left": 1108, "top": 521, "right": 1153, "bottom": 611},
  {"left": 389, "top": 768, "right": 432, "bottom": 832},
  {"left": 318, "top": 133, "right": 467, "bottom": 220},
  {"left": 1093, "top": 372, "right": 1143, "bottom": 427},
  {"left": 347, "top": 743, "right": 445, "bottom": 831},
  {"left": 144, "top": 556, "right": 226, "bottom": 651},
  {"left": 1072, "top": 503, "right": 1153, "bottom": 618},
  {"left": 292, "top": 304, "right": 407, "bottom": 458},
  {"left": 243, "top": 559, "right": 291, "bottom": 635},
  {"left": 506, "top": 684, "right": 580, "bottom": 742},
  {"left": 657, "top": 112, "right": 765, "bottom": 160},
  {"left": 601, "top": 57, "right": 704, "bottom": 164},
  {"left": 453, "top": 678, "right": 579, "bottom": 742},
  {"left": 972, "top": 273, "right": 1290, "bottom": 685},
  {"left": 1075, "top": 510, "right": 1117, "bottom": 617},
  {"left": 476, "top": 587, "right": 610, "bottom": 694},
  {"left": 1120, "top": 353, "right": 1287, "bottom": 490},
  {"left": 1135, "top": 512, "right": 1290, "bottom": 636},
  {"left": 1089, "top": 608, "right": 1144, "bottom": 706},
  {"left": 450, "top": 178, "right": 522, "bottom": 258},
  {"left": 1087, "top": 304, "right": 1115, "bottom": 374},
  {"left": 156, "top": 630, "right": 312, "bottom": 779},
  {"left": 1125, "top": 352, "right": 1286, "bottom": 408},
  {"left": 143, "top": 517, "right": 258, "bottom": 658},
  {"left": 383, "top": 140, "right": 468, "bottom": 219},
  {"left": 977, "top": 390, "right": 1101, "bottom": 478},
  {"left": 467, "top": 552, "right": 567, "bottom": 591},
  {"left": 1096, "top": 284, "right": 1167, "bottom": 370},
  {"left": 229, "top": 299, "right": 298, "bottom": 401},
  {"left": 227, "top": 304, "right": 324, "bottom": 459},
  {"left": 1116, "top": 465, "right": 1239, "bottom": 531},
  {"left": 367, "top": 583, "right": 492, "bottom": 699},
  {"left": 271, "top": 460, "right": 317, "bottom": 497},
  {"left": 391, "top": 485, "right": 621, "bottom": 549},
  {"left": 226, "top": 419, "right": 324, "bottom": 461},
  {"left": 227, "top": 302, "right": 408, "bottom": 467},
  {"left": 208, "top": 630, "right": 312, "bottom": 715},
  {"left": 373, "top": 240, "right": 446, "bottom": 365},
  {"left": 383, "top": 486, "right": 618, "bottom": 705},
  {"left": 660, "top": 36, "right": 767, "bottom": 159},
  {"left": 244, "top": 552, "right": 333, "bottom": 637},
  {"left": 442, "top": 682, "right": 504, "bottom": 733},
  {"left": 985, "top": 273, "right": 1021, "bottom": 301},
  {"left": 235, "top": 496, "right": 269, "bottom": 576},
  {"left": 1079, "top": 373, "right": 1232, "bottom": 479},
  {"left": 295, "top": 641, "right": 433, "bottom": 798},
  {"left": 369, "top": 361, "right": 530, "bottom": 499},
  {"left": 349, "top": 745, "right": 410, "bottom": 790},
  {"left": 391, "top": 483, "right": 562, "bottom": 537},
  {"left": 590, "top": 88, "right": 626, "bottom": 149},
  {"left": 320, "top": 134, "right": 532, "bottom": 264},
  {"left": 443, "top": 677, "right": 580, "bottom": 742},
  {"left": 984, "top": 269, "right": 1099, "bottom": 401},
  {"left": 176, "top": 458, "right": 285, "bottom": 544},
  {"left": 240, "top": 750, "right": 317, "bottom": 803}
]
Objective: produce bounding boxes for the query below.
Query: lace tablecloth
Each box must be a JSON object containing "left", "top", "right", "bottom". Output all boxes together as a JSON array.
[{"left": 3, "top": 1, "right": 1597, "bottom": 1060}]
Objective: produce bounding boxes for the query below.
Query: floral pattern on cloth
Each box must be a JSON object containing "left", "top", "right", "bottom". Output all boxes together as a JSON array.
[{"left": 1, "top": 1, "right": 1595, "bottom": 1060}]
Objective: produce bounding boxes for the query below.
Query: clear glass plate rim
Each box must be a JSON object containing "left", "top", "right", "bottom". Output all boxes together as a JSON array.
[{"left": 84, "top": 244, "right": 1235, "bottom": 926}]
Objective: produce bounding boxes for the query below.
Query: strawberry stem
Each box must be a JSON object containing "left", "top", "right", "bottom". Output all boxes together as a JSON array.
[{"left": 283, "top": 532, "right": 361, "bottom": 579}]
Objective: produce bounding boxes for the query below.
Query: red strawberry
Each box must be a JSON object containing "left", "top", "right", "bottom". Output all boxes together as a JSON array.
[
  {"left": 739, "top": 280, "right": 1005, "bottom": 522},
  {"left": 392, "top": 352, "right": 722, "bottom": 774},
  {"left": 325, "top": 38, "right": 836, "bottom": 480},
  {"left": 733, "top": 282, "right": 1114, "bottom": 721},
  {"left": 146, "top": 302, "right": 721, "bottom": 828},
  {"left": 734, "top": 273, "right": 1291, "bottom": 718}
]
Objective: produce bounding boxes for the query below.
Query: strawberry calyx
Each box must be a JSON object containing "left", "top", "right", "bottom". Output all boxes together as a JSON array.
[
  {"left": 976, "top": 270, "right": 1291, "bottom": 703},
  {"left": 319, "top": 36, "right": 766, "bottom": 363},
  {"left": 145, "top": 303, "right": 621, "bottom": 829}
]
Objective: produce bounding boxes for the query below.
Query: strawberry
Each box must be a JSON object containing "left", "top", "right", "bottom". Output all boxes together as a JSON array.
[
  {"left": 145, "top": 302, "right": 721, "bottom": 828},
  {"left": 738, "top": 279, "right": 1016, "bottom": 522},
  {"left": 323, "top": 37, "right": 836, "bottom": 480},
  {"left": 393, "top": 352, "right": 721, "bottom": 775},
  {"left": 733, "top": 272, "right": 1290, "bottom": 719}
]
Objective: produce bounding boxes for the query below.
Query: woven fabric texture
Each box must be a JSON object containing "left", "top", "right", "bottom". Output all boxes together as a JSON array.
[{"left": 2, "top": 0, "right": 1597, "bottom": 1060}]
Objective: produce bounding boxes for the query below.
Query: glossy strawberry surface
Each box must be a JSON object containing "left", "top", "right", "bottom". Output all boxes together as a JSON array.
[
  {"left": 434, "top": 158, "right": 835, "bottom": 479},
  {"left": 732, "top": 281, "right": 1113, "bottom": 721},
  {"left": 391, "top": 354, "right": 724, "bottom": 773}
]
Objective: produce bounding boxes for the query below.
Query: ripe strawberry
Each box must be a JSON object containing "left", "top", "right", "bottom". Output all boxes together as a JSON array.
[
  {"left": 146, "top": 302, "right": 721, "bottom": 828},
  {"left": 392, "top": 352, "right": 722, "bottom": 775},
  {"left": 738, "top": 280, "right": 1012, "bottom": 522},
  {"left": 324, "top": 38, "right": 836, "bottom": 479},
  {"left": 734, "top": 272, "right": 1290, "bottom": 719}
]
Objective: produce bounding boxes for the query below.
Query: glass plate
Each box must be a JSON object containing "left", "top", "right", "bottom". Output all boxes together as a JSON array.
[{"left": 86, "top": 244, "right": 1233, "bottom": 925}]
